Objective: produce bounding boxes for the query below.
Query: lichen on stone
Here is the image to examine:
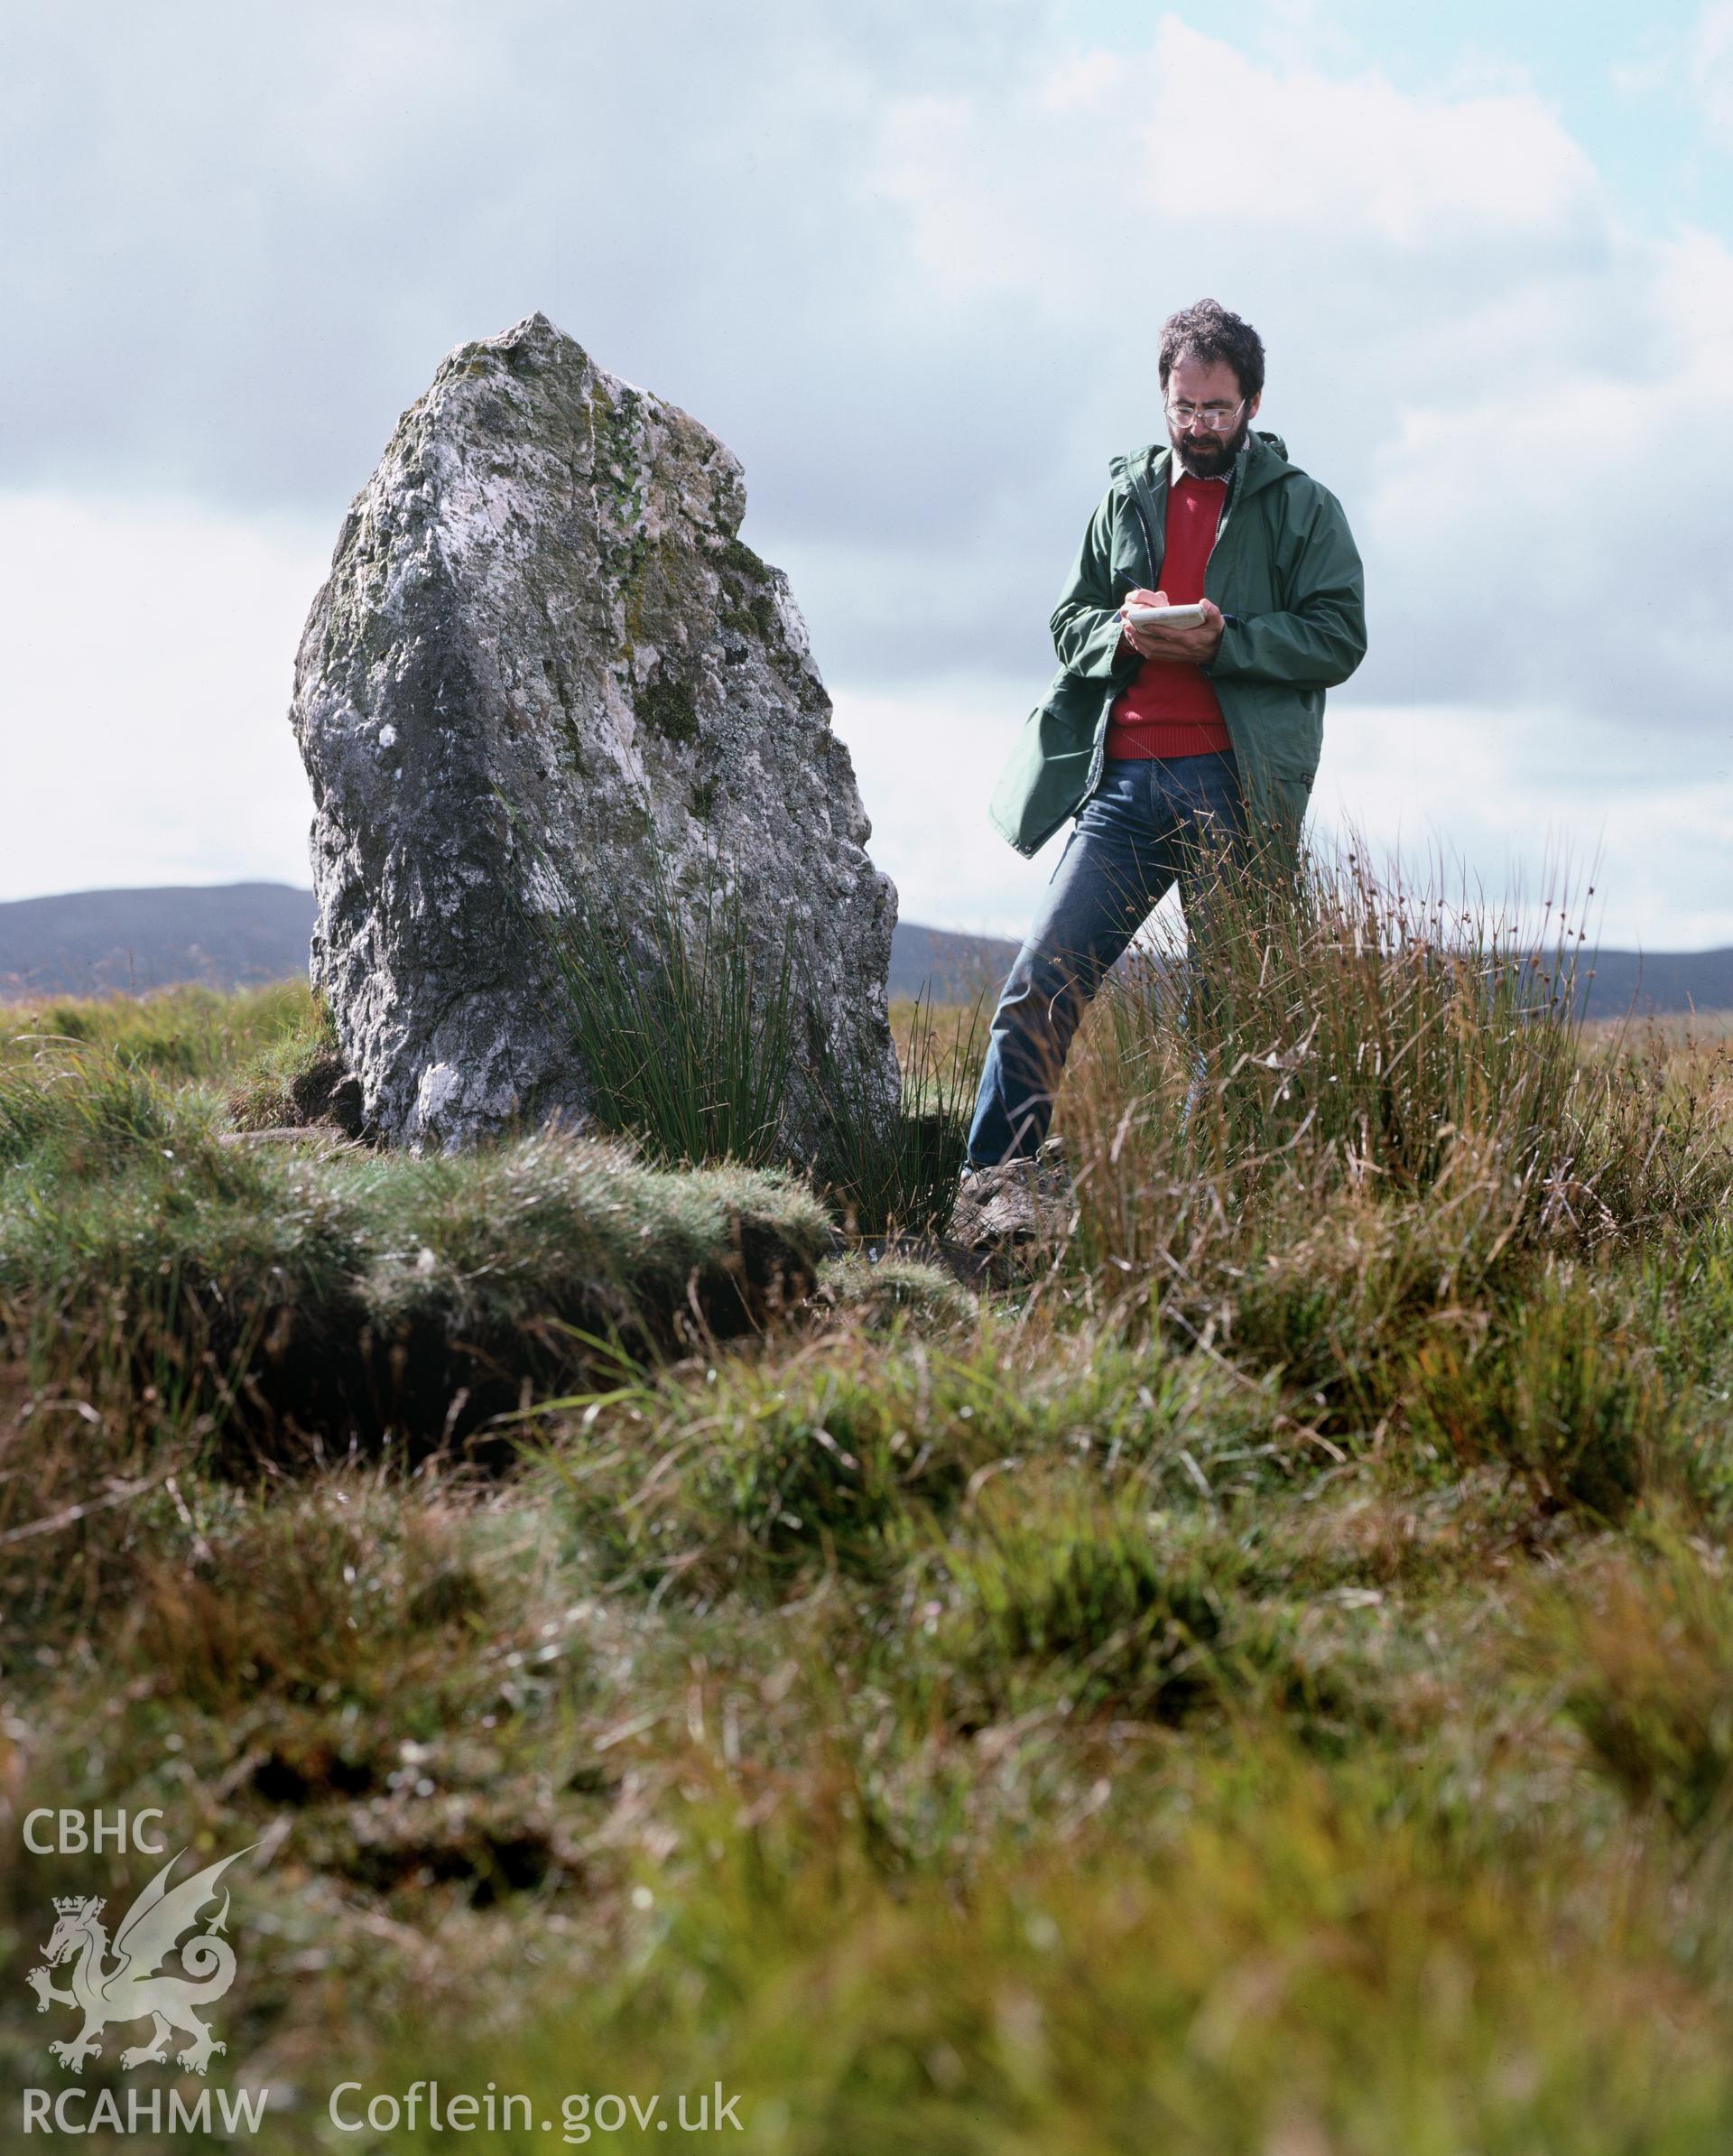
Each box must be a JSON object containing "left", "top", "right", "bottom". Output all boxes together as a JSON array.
[
  {"left": 635, "top": 668, "right": 700, "bottom": 747},
  {"left": 290, "top": 311, "right": 900, "bottom": 1160}
]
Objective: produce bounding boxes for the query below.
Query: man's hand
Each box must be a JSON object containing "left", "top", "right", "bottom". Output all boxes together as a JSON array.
[{"left": 1119, "top": 588, "right": 1226, "bottom": 664}]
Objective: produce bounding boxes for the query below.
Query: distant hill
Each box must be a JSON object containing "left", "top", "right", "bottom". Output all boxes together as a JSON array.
[
  {"left": 886, "top": 921, "right": 1019, "bottom": 1004},
  {"left": 0, "top": 882, "right": 1018, "bottom": 1008},
  {"left": 1566, "top": 947, "right": 1733, "bottom": 1021},
  {"left": 3, "top": 883, "right": 1731, "bottom": 1022},
  {"left": 0, "top": 884, "right": 318, "bottom": 999}
]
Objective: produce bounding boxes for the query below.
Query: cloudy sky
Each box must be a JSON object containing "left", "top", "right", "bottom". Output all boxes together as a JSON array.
[{"left": 6, "top": 0, "right": 1730, "bottom": 946}]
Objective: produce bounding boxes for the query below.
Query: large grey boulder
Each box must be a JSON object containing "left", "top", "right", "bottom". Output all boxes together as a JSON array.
[{"left": 290, "top": 312, "right": 899, "bottom": 1157}]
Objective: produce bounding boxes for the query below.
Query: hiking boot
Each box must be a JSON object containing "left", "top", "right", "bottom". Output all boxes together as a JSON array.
[{"left": 946, "top": 1140, "right": 1075, "bottom": 1250}]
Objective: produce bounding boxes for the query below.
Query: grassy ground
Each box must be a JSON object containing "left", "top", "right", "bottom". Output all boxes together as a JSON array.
[{"left": 5, "top": 886, "right": 1733, "bottom": 2152}]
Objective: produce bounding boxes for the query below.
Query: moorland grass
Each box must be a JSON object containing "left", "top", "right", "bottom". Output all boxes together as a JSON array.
[
  {"left": 8, "top": 851, "right": 1733, "bottom": 2150},
  {"left": 0, "top": 1045, "right": 829, "bottom": 1466},
  {"left": 2, "top": 978, "right": 310, "bottom": 1082}
]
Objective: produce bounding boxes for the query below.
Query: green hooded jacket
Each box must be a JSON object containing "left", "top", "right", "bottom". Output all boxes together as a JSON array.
[{"left": 987, "top": 430, "right": 1367, "bottom": 861}]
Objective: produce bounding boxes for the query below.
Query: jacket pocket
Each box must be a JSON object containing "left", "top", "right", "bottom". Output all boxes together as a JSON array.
[{"left": 987, "top": 673, "right": 1108, "bottom": 858}]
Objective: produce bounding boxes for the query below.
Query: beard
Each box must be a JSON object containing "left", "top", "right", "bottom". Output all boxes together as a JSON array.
[{"left": 1172, "top": 407, "right": 1253, "bottom": 477}]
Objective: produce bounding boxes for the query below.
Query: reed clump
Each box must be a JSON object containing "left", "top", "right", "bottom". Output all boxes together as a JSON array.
[
  {"left": 1043, "top": 843, "right": 1732, "bottom": 1504},
  {"left": 524, "top": 817, "right": 987, "bottom": 1233}
]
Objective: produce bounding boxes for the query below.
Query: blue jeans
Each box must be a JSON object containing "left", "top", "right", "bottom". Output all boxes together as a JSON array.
[{"left": 966, "top": 750, "right": 1248, "bottom": 1166}]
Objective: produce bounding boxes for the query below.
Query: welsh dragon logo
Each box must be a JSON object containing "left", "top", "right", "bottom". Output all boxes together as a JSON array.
[{"left": 26, "top": 1845, "right": 254, "bottom": 2076}]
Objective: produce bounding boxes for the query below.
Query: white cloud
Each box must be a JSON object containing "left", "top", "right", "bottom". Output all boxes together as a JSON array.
[
  {"left": 874, "top": 14, "right": 1602, "bottom": 293},
  {"left": 829, "top": 676, "right": 1061, "bottom": 942},
  {"left": 0, "top": 491, "right": 324, "bottom": 900},
  {"left": 1309, "top": 701, "right": 1733, "bottom": 949},
  {"left": 1695, "top": 1, "right": 1733, "bottom": 138},
  {"left": 1357, "top": 256, "right": 1733, "bottom": 732}
]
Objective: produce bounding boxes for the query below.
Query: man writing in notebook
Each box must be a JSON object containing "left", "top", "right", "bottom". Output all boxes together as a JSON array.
[{"left": 953, "top": 298, "right": 1367, "bottom": 1239}]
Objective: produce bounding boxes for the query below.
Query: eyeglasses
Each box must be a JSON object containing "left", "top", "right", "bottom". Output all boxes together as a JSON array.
[{"left": 1165, "top": 398, "right": 1246, "bottom": 432}]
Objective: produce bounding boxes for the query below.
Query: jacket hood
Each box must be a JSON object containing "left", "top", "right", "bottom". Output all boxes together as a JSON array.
[{"left": 1110, "top": 429, "right": 1294, "bottom": 497}]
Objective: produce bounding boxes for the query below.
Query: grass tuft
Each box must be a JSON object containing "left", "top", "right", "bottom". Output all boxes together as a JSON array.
[{"left": 226, "top": 988, "right": 361, "bottom": 1133}]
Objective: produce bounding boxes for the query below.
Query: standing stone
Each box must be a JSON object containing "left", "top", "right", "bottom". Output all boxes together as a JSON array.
[{"left": 290, "top": 312, "right": 899, "bottom": 1157}]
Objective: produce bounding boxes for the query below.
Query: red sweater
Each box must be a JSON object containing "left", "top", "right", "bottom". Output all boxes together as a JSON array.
[{"left": 1105, "top": 471, "right": 1233, "bottom": 759}]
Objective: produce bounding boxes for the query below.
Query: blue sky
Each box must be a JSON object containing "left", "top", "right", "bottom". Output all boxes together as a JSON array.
[{"left": 5, "top": 0, "right": 1730, "bottom": 949}]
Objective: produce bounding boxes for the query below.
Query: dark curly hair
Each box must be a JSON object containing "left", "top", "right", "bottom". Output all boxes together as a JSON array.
[{"left": 1157, "top": 299, "right": 1265, "bottom": 404}]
